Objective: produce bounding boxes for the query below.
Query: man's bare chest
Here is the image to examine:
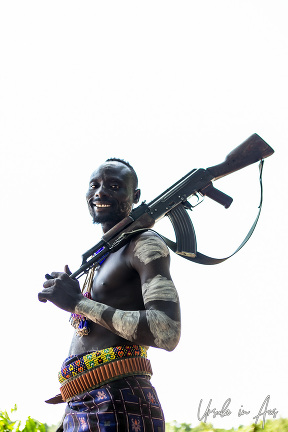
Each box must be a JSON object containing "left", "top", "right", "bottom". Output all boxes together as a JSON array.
[{"left": 90, "top": 248, "right": 144, "bottom": 310}]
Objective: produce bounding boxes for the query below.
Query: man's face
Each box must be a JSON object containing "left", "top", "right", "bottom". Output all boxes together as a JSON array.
[{"left": 86, "top": 161, "right": 140, "bottom": 230}]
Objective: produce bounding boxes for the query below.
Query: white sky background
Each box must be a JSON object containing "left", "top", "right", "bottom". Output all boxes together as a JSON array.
[{"left": 0, "top": 0, "right": 287, "bottom": 429}]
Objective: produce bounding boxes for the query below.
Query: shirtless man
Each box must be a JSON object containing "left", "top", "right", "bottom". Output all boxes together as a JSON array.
[{"left": 38, "top": 158, "right": 181, "bottom": 432}]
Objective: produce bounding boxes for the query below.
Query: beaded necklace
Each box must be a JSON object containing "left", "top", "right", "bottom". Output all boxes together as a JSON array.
[{"left": 69, "top": 249, "right": 109, "bottom": 336}]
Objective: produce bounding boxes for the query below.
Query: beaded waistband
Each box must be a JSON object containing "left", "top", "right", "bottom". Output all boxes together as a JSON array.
[
  {"left": 58, "top": 345, "right": 148, "bottom": 385},
  {"left": 60, "top": 357, "right": 153, "bottom": 402}
]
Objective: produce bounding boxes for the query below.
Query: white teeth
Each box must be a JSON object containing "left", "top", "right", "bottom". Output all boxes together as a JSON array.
[{"left": 94, "top": 203, "right": 111, "bottom": 208}]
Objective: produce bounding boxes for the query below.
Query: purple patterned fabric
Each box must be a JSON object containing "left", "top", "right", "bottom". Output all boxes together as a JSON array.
[{"left": 63, "top": 375, "right": 165, "bottom": 432}]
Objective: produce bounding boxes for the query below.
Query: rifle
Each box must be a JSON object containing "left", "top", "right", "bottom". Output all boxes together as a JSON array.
[{"left": 46, "top": 133, "right": 274, "bottom": 280}]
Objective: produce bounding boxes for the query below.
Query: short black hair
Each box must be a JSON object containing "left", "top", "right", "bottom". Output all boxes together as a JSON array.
[{"left": 106, "top": 158, "right": 138, "bottom": 188}]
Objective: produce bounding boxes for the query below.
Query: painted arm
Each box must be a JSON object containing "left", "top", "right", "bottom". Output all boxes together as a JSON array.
[
  {"left": 75, "top": 232, "right": 181, "bottom": 351},
  {"left": 39, "top": 232, "right": 181, "bottom": 351}
]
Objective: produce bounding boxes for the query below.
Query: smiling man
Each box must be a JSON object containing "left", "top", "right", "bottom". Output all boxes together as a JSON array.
[
  {"left": 87, "top": 159, "right": 140, "bottom": 232},
  {"left": 39, "top": 158, "right": 181, "bottom": 432}
]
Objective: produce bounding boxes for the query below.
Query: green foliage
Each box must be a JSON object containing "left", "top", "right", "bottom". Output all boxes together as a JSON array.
[
  {"left": 0, "top": 406, "right": 20, "bottom": 432},
  {"left": 0, "top": 407, "right": 47, "bottom": 432},
  {"left": 166, "top": 417, "right": 288, "bottom": 432},
  {"left": 21, "top": 417, "right": 46, "bottom": 432},
  {"left": 166, "top": 420, "right": 230, "bottom": 431},
  {"left": 2, "top": 407, "right": 288, "bottom": 432}
]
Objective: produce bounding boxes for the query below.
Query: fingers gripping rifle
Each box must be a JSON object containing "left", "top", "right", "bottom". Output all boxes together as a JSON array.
[{"left": 47, "top": 133, "right": 274, "bottom": 280}]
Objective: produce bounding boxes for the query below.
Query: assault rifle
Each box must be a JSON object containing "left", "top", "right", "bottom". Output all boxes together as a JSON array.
[{"left": 46, "top": 133, "right": 274, "bottom": 280}]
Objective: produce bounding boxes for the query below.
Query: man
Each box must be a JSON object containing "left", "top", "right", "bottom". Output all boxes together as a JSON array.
[{"left": 39, "top": 158, "right": 181, "bottom": 432}]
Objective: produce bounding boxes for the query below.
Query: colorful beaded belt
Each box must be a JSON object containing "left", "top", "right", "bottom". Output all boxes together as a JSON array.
[
  {"left": 53, "top": 345, "right": 152, "bottom": 403},
  {"left": 60, "top": 356, "right": 153, "bottom": 402},
  {"left": 58, "top": 345, "right": 148, "bottom": 384}
]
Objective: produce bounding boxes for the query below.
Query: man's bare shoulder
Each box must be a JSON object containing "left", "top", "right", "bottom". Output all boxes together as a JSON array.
[{"left": 127, "top": 229, "right": 170, "bottom": 265}]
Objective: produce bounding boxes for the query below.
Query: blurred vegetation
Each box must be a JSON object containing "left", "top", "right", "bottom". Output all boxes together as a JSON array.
[
  {"left": 166, "top": 418, "right": 288, "bottom": 431},
  {"left": 1, "top": 406, "right": 288, "bottom": 432},
  {"left": 0, "top": 406, "right": 58, "bottom": 432}
]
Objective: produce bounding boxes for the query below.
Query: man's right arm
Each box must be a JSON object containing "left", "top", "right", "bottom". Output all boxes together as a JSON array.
[{"left": 39, "top": 232, "right": 181, "bottom": 351}]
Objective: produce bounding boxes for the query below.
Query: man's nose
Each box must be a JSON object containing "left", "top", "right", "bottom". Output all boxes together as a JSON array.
[{"left": 95, "top": 183, "right": 109, "bottom": 198}]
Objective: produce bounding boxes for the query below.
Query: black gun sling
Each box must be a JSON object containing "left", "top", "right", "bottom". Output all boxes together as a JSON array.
[{"left": 159, "top": 160, "right": 265, "bottom": 265}]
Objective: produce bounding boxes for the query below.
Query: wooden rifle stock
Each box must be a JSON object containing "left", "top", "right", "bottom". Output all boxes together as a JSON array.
[{"left": 207, "top": 133, "right": 274, "bottom": 180}]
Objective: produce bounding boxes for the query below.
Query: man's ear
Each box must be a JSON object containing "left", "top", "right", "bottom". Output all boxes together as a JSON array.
[{"left": 133, "top": 189, "right": 141, "bottom": 204}]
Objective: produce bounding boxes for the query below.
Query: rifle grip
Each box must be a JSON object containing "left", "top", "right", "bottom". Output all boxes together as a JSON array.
[{"left": 199, "top": 183, "right": 233, "bottom": 208}]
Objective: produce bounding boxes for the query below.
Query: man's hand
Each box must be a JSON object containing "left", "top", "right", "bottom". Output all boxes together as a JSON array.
[{"left": 38, "top": 265, "right": 83, "bottom": 313}]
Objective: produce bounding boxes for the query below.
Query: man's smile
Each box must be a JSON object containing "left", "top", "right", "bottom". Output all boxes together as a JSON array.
[{"left": 93, "top": 201, "right": 112, "bottom": 209}]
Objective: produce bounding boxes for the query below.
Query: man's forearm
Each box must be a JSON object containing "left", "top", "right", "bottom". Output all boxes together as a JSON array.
[{"left": 75, "top": 297, "right": 180, "bottom": 351}]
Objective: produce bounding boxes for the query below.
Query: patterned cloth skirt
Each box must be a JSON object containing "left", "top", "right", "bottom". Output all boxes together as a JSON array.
[{"left": 63, "top": 375, "right": 165, "bottom": 432}]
